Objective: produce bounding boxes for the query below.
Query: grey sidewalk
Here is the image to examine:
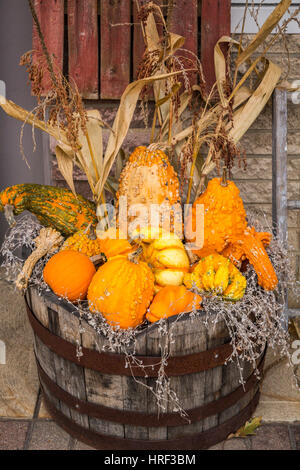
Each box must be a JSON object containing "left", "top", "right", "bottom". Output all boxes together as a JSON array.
[{"left": 0, "top": 389, "right": 299, "bottom": 450}]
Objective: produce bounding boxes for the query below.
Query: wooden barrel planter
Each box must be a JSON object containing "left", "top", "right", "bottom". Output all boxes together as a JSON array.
[{"left": 25, "top": 286, "right": 265, "bottom": 450}]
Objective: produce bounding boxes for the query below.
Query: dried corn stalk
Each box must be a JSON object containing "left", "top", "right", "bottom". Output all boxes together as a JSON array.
[
  {"left": 0, "top": 0, "right": 298, "bottom": 209},
  {"left": 134, "top": 0, "right": 298, "bottom": 203}
]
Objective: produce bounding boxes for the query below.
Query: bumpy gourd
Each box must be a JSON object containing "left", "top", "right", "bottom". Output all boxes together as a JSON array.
[
  {"left": 146, "top": 285, "right": 202, "bottom": 323},
  {"left": 222, "top": 227, "right": 276, "bottom": 291},
  {"left": 0, "top": 184, "right": 97, "bottom": 236},
  {"left": 186, "top": 176, "right": 278, "bottom": 291},
  {"left": 43, "top": 250, "right": 96, "bottom": 301},
  {"left": 117, "top": 146, "right": 181, "bottom": 232},
  {"left": 184, "top": 253, "right": 247, "bottom": 301},
  {"left": 87, "top": 254, "right": 155, "bottom": 329},
  {"left": 62, "top": 227, "right": 102, "bottom": 257},
  {"left": 132, "top": 226, "right": 189, "bottom": 291}
]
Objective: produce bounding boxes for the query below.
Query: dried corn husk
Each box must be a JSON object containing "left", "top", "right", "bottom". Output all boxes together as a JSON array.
[{"left": 15, "top": 227, "right": 63, "bottom": 291}]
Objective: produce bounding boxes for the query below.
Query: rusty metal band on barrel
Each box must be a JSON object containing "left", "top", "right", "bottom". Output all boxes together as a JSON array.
[
  {"left": 37, "top": 348, "right": 265, "bottom": 427},
  {"left": 41, "top": 389, "right": 261, "bottom": 450},
  {"left": 26, "top": 299, "right": 238, "bottom": 377}
]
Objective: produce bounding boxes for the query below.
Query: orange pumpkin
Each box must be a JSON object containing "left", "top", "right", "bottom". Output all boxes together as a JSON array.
[
  {"left": 88, "top": 254, "right": 155, "bottom": 329},
  {"left": 43, "top": 250, "right": 96, "bottom": 301},
  {"left": 97, "top": 227, "right": 134, "bottom": 259},
  {"left": 146, "top": 285, "right": 202, "bottom": 323}
]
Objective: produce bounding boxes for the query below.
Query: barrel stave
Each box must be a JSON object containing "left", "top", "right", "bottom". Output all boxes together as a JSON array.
[{"left": 26, "top": 286, "right": 262, "bottom": 447}]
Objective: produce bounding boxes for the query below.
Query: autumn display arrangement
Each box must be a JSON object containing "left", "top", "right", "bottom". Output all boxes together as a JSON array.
[{"left": 0, "top": 0, "right": 300, "bottom": 449}]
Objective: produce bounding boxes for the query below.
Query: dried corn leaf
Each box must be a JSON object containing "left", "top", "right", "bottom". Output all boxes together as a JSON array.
[
  {"left": 236, "top": 0, "right": 291, "bottom": 67},
  {"left": 144, "top": 10, "right": 185, "bottom": 127},
  {"left": 171, "top": 85, "right": 252, "bottom": 147},
  {"left": 145, "top": 8, "right": 184, "bottom": 57},
  {"left": 214, "top": 36, "right": 240, "bottom": 107},
  {"left": 166, "top": 33, "right": 185, "bottom": 58},
  {"left": 55, "top": 145, "right": 76, "bottom": 196},
  {"left": 200, "top": 60, "right": 280, "bottom": 178},
  {"left": 229, "top": 60, "right": 281, "bottom": 143},
  {"left": 277, "top": 80, "right": 300, "bottom": 92},
  {"left": 198, "top": 27, "right": 283, "bottom": 181},
  {"left": 77, "top": 109, "right": 103, "bottom": 184},
  {"left": 0, "top": 95, "right": 104, "bottom": 198},
  {"left": 98, "top": 70, "right": 186, "bottom": 201},
  {"left": 144, "top": 11, "right": 160, "bottom": 52},
  {"left": 0, "top": 95, "right": 72, "bottom": 153}
]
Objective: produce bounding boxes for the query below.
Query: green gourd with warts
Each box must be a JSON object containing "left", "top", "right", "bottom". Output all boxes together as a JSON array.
[{"left": 0, "top": 183, "right": 97, "bottom": 236}]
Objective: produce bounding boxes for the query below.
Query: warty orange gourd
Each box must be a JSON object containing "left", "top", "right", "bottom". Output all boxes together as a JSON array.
[{"left": 186, "top": 175, "right": 278, "bottom": 291}]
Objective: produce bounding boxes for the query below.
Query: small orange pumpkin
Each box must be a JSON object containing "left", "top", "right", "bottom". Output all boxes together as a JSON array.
[
  {"left": 97, "top": 227, "right": 135, "bottom": 259},
  {"left": 88, "top": 254, "right": 155, "bottom": 329},
  {"left": 43, "top": 250, "right": 96, "bottom": 301},
  {"left": 146, "top": 285, "right": 202, "bottom": 323}
]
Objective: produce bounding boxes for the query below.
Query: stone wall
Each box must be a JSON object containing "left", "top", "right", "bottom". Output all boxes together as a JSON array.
[{"left": 52, "top": 34, "right": 300, "bottom": 306}]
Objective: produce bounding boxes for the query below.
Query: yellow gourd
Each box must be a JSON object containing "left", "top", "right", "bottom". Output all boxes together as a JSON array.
[
  {"left": 132, "top": 226, "right": 189, "bottom": 291},
  {"left": 184, "top": 253, "right": 247, "bottom": 301}
]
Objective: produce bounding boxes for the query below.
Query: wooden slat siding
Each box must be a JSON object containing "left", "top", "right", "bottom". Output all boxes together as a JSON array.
[
  {"left": 68, "top": 0, "right": 99, "bottom": 99},
  {"left": 201, "top": 0, "right": 231, "bottom": 93},
  {"left": 168, "top": 0, "right": 198, "bottom": 87},
  {"left": 100, "top": 0, "right": 131, "bottom": 100},
  {"left": 32, "top": 0, "right": 64, "bottom": 95}
]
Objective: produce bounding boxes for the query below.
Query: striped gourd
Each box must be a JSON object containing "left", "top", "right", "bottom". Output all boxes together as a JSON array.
[{"left": 0, "top": 184, "right": 97, "bottom": 236}]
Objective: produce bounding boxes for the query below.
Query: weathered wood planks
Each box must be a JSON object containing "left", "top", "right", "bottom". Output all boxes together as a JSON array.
[
  {"left": 26, "top": 286, "right": 262, "bottom": 448},
  {"left": 100, "top": 0, "right": 131, "bottom": 99},
  {"left": 132, "top": 0, "right": 145, "bottom": 80},
  {"left": 201, "top": 0, "right": 231, "bottom": 93},
  {"left": 32, "top": 0, "right": 64, "bottom": 95},
  {"left": 31, "top": 1, "right": 232, "bottom": 99},
  {"left": 68, "top": 0, "right": 99, "bottom": 99}
]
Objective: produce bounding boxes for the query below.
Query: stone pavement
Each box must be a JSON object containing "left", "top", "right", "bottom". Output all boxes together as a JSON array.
[{"left": 0, "top": 389, "right": 299, "bottom": 450}]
